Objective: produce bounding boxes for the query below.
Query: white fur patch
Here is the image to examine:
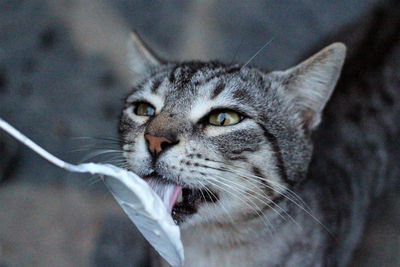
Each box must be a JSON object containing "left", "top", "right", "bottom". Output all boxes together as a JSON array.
[{"left": 189, "top": 82, "right": 215, "bottom": 122}]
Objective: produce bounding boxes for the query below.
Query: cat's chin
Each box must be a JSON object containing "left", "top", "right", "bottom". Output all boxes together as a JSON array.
[
  {"left": 171, "top": 187, "right": 219, "bottom": 224},
  {"left": 143, "top": 173, "right": 218, "bottom": 225}
]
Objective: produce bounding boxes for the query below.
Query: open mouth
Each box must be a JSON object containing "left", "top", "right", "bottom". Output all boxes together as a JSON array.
[{"left": 144, "top": 173, "right": 218, "bottom": 224}]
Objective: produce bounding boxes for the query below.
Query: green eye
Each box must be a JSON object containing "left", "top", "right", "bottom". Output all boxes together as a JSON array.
[
  {"left": 134, "top": 102, "right": 155, "bottom": 116},
  {"left": 208, "top": 110, "right": 243, "bottom": 126}
]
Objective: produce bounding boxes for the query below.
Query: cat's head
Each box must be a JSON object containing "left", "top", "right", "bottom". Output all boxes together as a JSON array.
[{"left": 119, "top": 32, "right": 345, "bottom": 226}]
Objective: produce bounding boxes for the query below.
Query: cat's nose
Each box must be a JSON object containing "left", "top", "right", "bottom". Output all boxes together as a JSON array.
[{"left": 144, "top": 134, "right": 178, "bottom": 157}]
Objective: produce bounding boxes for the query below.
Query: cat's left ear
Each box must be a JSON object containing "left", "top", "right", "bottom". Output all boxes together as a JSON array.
[
  {"left": 276, "top": 43, "right": 346, "bottom": 132},
  {"left": 127, "top": 31, "right": 163, "bottom": 77}
]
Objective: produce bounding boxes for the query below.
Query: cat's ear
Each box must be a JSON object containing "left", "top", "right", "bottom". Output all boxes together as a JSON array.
[
  {"left": 127, "top": 31, "right": 163, "bottom": 77},
  {"left": 277, "top": 43, "right": 346, "bottom": 132}
]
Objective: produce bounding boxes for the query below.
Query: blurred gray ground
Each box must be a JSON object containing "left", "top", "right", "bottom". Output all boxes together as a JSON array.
[{"left": 0, "top": 0, "right": 398, "bottom": 266}]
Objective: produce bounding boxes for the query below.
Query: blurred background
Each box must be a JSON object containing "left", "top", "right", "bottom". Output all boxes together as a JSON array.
[{"left": 0, "top": 0, "right": 399, "bottom": 266}]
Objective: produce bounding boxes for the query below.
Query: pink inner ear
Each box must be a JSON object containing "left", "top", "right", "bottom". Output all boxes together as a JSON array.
[{"left": 301, "top": 108, "right": 320, "bottom": 132}]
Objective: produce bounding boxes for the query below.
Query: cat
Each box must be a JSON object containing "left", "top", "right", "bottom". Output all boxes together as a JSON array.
[{"left": 118, "top": 1, "right": 400, "bottom": 266}]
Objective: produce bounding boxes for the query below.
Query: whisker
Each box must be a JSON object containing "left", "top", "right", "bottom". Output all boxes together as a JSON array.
[
  {"left": 229, "top": 171, "right": 331, "bottom": 234},
  {"left": 78, "top": 149, "right": 124, "bottom": 164},
  {"left": 221, "top": 165, "right": 308, "bottom": 210},
  {"left": 70, "top": 136, "right": 122, "bottom": 143},
  {"left": 212, "top": 173, "right": 292, "bottom": 225},
  {"left": 205, "top": 176, "right": 276, "bottom": 234},
  {"left": 197, "top": 180, "right": 234, "bottom": 225},
  {"left": 212, "top": 172, "right": 306, "bottom": 231},
  {"left": 206, "top": 158, "right": 311, "bottom": 212},
  {"left": 68, "top": 146, "right": 121, "bottom": 153},
  {"left": 200, "top": 163, "right": 301, "bottom": 213},
  {"left": 202, "top": 160, "right": 330, "bottom": 234},
  {"left": 220, "top": 165, "right": 315, "bottom": 222},
  {"left": 85, "top": 175, "right": 103, "bottom": 187},
  {"left": 241, "top": 37, "right": 274, "bottom": 69}
]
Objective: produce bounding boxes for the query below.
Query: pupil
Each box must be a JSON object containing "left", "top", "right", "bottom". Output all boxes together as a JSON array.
[
  {"left": 147, "top": 107, "right": 153, "bottom": 116},
  {"left": 219, "top": 113, "right": 226, "bottom": 125}
]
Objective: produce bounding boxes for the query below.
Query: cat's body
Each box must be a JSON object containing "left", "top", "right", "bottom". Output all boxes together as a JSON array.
[
  {"left": 173, "top": 192, "right": 326, "bottom": 267},
  {"left": 120, "top": 1, "right": 400, "bottom": 266},
  {"left": 308, "top": 2, "right": 400, "bottom": 265}
]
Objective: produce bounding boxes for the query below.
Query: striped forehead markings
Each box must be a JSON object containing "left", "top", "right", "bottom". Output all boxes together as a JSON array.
[
  {"left": 256, "top": 123, "right": 290, "bottom": 184},
  {"left": 211, "top": 82, "right": 226, "bottom": 99},
  {"left": 150, "top": 78, "right": 162, "bottom": 93},
  {"left": 194, "top": 66, "right": 241, "bottom": 87},
  {"left": 167, "top": 62, "right": 241, "bottom": 86},
  {"left": 169, "top": 64, "right": 206, "bottom": 91},
  {"left": 138, "top": 63, "right": 243, "bottom": 99},
  {"left": 130, "top": 62, "right": 249, "bottom": 120},
  {"left": 168, "top": 65, "right": 179, "bottom": 83}
]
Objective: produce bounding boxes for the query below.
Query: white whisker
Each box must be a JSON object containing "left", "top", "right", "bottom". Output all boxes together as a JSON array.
[
  {"left": 205, "top": 176, "right": 276, "bottom": 234},
  {"left": 208, "top": 158, "right": 311, "bottom": 211},
  {"left": 197, "top": 180, "right": 235, "bottom": 225},
  {"left": 212, "top": 173, "right": 304, "bottom": 230},
  {"left": 202, "top": 160, "right": 330, "bottom": 234},
  {"left": 241, "top": 38, "right": 274, "bottom": 69}
]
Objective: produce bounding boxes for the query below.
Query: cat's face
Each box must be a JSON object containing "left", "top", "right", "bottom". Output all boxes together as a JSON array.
[{"left": 120, "top": 33, "right": 345, "bottom": 226}]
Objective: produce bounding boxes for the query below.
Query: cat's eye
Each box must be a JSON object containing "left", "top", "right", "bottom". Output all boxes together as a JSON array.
[
  {"left": 134, "top": 102, "right": 155, "bottom": 116},
  {"left": 208, "top": 110, "right": 243, "bottom": 126}
]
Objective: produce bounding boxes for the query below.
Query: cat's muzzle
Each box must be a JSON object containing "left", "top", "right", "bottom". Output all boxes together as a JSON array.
[{"left": 143, "top": 173, "right": 218, "bottom": 224}]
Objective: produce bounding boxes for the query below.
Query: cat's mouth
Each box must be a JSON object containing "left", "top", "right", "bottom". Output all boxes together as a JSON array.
[{"left": 143, "top": 173, "right": 218, "bottom": 224}]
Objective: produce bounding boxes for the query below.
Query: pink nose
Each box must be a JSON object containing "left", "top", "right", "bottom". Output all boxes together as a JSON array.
[{"left": 144, "top": 134, "right": 173, "bottom": 156}]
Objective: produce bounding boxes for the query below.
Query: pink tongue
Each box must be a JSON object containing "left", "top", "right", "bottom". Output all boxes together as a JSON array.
[{"left": 146, "top": 179, "right": 183, "bottom": 213}]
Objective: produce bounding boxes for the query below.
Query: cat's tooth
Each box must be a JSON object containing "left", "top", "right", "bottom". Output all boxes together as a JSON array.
[{"left": 177, "top": 190, "right": 183, "bottom": 203}]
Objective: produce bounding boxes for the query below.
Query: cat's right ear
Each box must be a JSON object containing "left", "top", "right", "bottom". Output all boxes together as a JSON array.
[
  {"left": 127, "top": 31, "right": 163, "bottom": 77},
  {"left": 273, "top": 43, "right": 346, "bottom": 132}
]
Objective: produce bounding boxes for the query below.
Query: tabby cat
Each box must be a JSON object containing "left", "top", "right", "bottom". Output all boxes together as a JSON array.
[{"left": 119, "top": 2, "right": 400, "bottom": 266}]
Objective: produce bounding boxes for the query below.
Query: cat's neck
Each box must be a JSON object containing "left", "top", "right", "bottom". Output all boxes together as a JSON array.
[{"left": 177, "top": 190, "right": 327, "bottom": 267}]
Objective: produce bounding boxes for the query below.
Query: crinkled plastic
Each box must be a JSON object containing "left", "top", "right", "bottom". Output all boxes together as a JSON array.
[{"left": 0, "top": 118, "right": 184, "bottom": 267}]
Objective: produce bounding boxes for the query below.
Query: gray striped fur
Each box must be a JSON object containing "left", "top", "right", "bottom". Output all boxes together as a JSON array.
[{"left": 119, "top": 3, "right": 400, "bottom": 264}]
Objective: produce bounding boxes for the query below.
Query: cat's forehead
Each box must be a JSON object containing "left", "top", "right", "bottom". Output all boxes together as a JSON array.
[{"left": 127, "top": 61, "right": 268, "bottom": 118}]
